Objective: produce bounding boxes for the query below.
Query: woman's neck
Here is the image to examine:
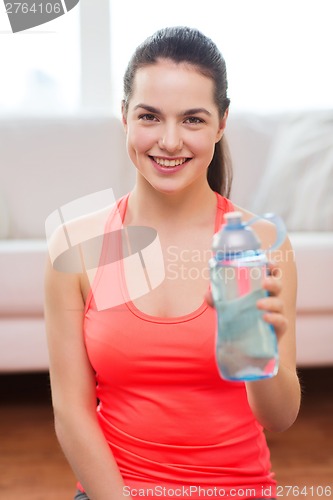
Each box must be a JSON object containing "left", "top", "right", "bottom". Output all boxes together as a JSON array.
[{"left": 126, "top": 178, "right": 217, "bottom": 230}]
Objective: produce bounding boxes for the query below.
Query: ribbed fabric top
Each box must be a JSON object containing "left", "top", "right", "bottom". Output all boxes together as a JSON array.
[{"left": 81, "top": 192, "right": 276, "bottom": 499}]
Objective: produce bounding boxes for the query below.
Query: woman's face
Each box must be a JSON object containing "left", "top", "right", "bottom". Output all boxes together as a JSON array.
[{"left": 122, "top": 58, "right": 227, "bottom": 196}]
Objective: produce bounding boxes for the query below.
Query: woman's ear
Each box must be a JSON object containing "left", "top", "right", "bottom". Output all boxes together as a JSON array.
[
  {"left": 216, "top": 108, "right": 229, "bottom": 143},
  {"left": 121, "top": 100, "right": 128, "bottom": 131}
]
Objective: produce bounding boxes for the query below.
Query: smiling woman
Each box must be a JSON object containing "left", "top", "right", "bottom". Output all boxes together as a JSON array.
[{"left": 45, "top": 25, "right": 300, "bottom": 500}]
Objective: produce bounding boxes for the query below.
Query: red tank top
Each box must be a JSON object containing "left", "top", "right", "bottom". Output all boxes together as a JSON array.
[{"left": 81, "top": 192, "right": 276, "bottom": 499}]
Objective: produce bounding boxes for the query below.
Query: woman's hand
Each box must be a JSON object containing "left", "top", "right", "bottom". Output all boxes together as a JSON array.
[{"left": 256, "top": 261, "right": 289, "bottom": 341}]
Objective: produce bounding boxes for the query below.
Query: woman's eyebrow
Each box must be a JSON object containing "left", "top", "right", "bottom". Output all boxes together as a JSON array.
[
  {"left": 182, "top": 108, "right": 212, "bottom": 117},
  {"left": 133, "top": 104, "right": 212, "bottom": 117},
  {"left": 133, "top": 104, "right": 160, "bottom": 114}
]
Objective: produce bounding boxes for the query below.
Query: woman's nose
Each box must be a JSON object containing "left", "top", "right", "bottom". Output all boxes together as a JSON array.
[{"left": 158, "top": 125, "right": 183, "bottom": 152}]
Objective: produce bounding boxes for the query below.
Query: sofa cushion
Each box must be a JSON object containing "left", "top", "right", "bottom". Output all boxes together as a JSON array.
[
  {"left": 0, "top": 192, "right": 9, "bottom": 239},
  {"left": 249, "top": 111, "right": 333, "bottom": 231},
  {"left": 289, "top": 232, "right": 333, "bottom": 311},
  {"left": 0, "top": 240, "right": 47, "bottom": 315},
  {"left": 0, "top": 318, "right": 48, "bottom": 372},
  {"left": 0, "top": 115, "right": 135, "bottom": 239},
  {"left": 296, "top": 314, "right": 333, "bottom": 366},
  {"left": 226, "top": 113, "right": 282, "bottom": 208},
  {"left": 0, "top": 233, "right": 332, "bottom": 315}
]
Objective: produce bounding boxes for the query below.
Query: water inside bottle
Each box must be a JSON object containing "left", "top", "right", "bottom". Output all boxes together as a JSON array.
[
  {"left": 210, "top": 258, "right": 279, "bottom": 381},
  {"left": 216, "top": 308, "right": 278, "bottom": 381}
]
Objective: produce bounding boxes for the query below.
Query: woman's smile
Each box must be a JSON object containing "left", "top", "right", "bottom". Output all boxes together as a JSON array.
[{"left": 150, "top": 156, "right": 191, "bottom": 174}]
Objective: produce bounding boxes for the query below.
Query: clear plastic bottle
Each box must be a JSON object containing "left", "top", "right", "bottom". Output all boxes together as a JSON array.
[{"left": 209, "top": 211, "right": 286, "bottom": 382}]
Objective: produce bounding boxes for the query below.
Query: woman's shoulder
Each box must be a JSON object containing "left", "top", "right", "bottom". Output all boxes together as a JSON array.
[
  {"left": 45, "top": 193, "right": 131, "bottom": 305},
  {"left": 215, "top": 192, "right": 235, "bottom": 214},
  {"left": 46, "top": 199, "right": 124, "bottom": 276}
]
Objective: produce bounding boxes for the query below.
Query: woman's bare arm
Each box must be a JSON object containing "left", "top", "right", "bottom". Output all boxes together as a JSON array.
[
  {"left": 205, "top": 208, "right": 301, "bottom": 432},
  {"left": 44, "top": 256, "right": 130, "bottom": 499},
  {"left": 244, "top": 237, "right": 301, "bottom": 432}
]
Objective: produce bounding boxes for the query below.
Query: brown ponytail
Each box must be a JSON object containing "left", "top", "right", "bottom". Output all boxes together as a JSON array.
[{"left": 207, "top": 136, "right": 233, "bottom": 198}]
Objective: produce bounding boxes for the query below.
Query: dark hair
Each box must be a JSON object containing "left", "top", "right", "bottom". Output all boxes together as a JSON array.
[{"left": 123, "top": 26, "right": 232, "bottom": 197}]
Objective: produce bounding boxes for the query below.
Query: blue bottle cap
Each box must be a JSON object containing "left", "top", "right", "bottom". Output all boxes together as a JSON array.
[{"left": 213, "top": 211, "right": 261, "bottom": 255}]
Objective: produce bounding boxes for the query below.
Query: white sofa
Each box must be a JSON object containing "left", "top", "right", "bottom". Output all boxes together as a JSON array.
[
  {"left": 0, "top": 112, "right": 332, "bottom": 372},
  {"left": 226, "top": 112, "right": 333, "bottom": 367}
]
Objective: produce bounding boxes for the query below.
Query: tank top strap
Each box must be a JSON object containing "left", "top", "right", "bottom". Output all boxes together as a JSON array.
[
  {"left": 214, "top": 192, "right": 235, "bottom": 232},
  {"left": 104, "top": 192, "right": 130, "bottom": 232},
  {"left": 83, "top": 193, "right": 130, "bottom": 314}
]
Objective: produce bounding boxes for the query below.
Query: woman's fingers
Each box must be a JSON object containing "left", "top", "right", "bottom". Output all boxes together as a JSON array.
[
  {"left": 205, "top": 260, "right": 288, "bottom": 337},
  {"left": 258, "top": 262, "right": 288, "bottom": 337},
  {"left": 260, "top": 311, "right": 289, "bottom": 337}
]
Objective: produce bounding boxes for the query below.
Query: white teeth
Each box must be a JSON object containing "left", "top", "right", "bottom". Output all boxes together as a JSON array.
[{"left": 154, "top": 157, "right": 187, "bottom": 167}]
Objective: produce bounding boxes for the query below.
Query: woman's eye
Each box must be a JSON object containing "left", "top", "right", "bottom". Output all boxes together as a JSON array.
[
  {"left": 139, "top": 113, "right": 157, "bottom": 121},
  {"left": 185, "top": 117, "right": 204, "bottom": 124}
]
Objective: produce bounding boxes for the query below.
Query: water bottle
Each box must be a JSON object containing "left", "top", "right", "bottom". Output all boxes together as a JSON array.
[{"left": 209, "top": 211, "right": 286, "bottom": 382}]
